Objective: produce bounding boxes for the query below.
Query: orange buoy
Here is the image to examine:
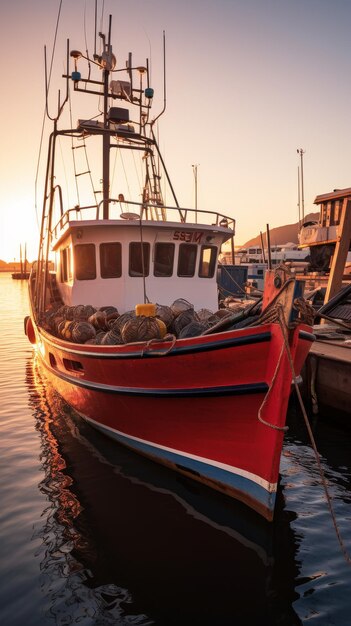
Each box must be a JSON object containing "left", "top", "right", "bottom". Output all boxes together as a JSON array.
[{"left": 135, "top": 303, "right": 156, "bottom": 317}]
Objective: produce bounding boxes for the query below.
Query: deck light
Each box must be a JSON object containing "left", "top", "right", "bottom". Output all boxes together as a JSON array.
[
  {"left": 145, "top": 87, "right": 154, "bottom": 99},
  {"left": 70, "top": 50, "right": 82, "bottom": 81}
]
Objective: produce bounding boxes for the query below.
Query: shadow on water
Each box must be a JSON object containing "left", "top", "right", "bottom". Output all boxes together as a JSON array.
[
  {"left": 287, "top": 394, "right": 351, "bottom": 504},
  {"left": 26, "top": 355, "right": 303, "bottom": 626}
]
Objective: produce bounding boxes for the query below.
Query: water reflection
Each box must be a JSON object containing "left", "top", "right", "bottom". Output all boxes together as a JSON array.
[
  {"left": 26, "top": 356, "right": 302, "bottom": 625},
  {"left": 286, "top": 400, "right": 351, "bottom": 506}
]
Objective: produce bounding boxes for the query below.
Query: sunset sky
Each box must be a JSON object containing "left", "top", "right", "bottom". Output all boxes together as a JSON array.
[{"left": 1, "top": 0, "right": 351, "bottom": 262}]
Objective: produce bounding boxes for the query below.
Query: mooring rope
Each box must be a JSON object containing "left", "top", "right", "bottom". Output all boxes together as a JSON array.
[
  {"left": 274, "top": 305, "right": 351, "bottom": 566},
  {"left": 257, "top": 340, "right": 289, "bottom": 432}
]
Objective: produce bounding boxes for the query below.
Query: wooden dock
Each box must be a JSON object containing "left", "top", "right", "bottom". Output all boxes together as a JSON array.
[
  {"left": 301, "top": 327, "right": 351, "bottom": 423},
  {"left": 297, "top": 188, "right": 351, "bottom": 424}
]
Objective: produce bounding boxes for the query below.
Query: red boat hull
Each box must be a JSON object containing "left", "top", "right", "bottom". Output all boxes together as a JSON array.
[{"left": 28, "top": 318, "right": 314, "bottom": 520}]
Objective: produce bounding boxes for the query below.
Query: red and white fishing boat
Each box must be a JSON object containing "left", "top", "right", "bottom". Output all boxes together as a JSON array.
[{"left": 25, "top": 11, "right": 314, "bottom": 521}]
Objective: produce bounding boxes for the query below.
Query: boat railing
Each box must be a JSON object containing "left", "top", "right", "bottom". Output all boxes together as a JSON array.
[{"left": 51, "top": 199, "right": 235, "bottom": 240}]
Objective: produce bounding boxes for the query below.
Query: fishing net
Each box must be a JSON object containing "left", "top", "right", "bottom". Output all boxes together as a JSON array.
[
  {"left": 196, "top": 308, "right": 213, "bottom": 323},
  {"left": 178, "top": 321, "right": 209, "bottom": 338},
  {"left": 121, "top": 316, "right": 162, "bottom": 343},
  {"left": 111, "top": 311, "right": 136, "bottom": 332},
  {"left": 99, "top": 305, "right": 119, "bottom": 316},
  {"left": 71, "top": 321, "right": 96, "bottom": 343},
  {"left": 88, "top": 310, "right": 109, "bottom": 330},
  {"left": 170, "top": 298, "right": 194, "bottom": 318},
  {"left": 155, "top": 304, "right": 174, "bottom": 329},
  {"left": 172, "top": 309, "right": 198, "bottom": 336},
  {"left": 101, "top": 329, "right": 124, "bottom": 345}
]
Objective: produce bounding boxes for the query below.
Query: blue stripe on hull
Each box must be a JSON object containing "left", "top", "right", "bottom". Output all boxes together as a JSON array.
[
  {"left": 83, "top": 416, "right": 276, "bottom": 515},
  {"left": 42, "top": 330, "right": 272, "bottom": 359}
]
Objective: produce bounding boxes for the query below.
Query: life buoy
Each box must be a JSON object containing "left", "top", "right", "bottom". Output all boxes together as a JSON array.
[{"left": 24, "top": 316, "right": 36, "bottom": 344}]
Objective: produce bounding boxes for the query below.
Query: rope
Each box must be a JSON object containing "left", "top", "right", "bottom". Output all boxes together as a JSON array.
[
  {"left": 255, "top": 294, "right": 350, "bottom": 564},
  {"left": 293, "top": 297, "right": 315, "bottom": 326},
  {"left": 275, "top": 305, "right": 351, "bottom": 566},
  {"left": 139, "top": 218, "right": 149, "bottom": 305},
  {"left": 257, "top": 341, "right": 289, "bottom": 432},
  {"left": 218, "top": 262, "right": 246, "bottom": 294},
  {"left": 141, "top": 334, "right": 177, "bottom": 356}
]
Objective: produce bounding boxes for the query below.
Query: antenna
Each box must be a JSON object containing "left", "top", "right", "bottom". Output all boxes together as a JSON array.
[
  {"left": 152, "top": 31, "right": 166, "bottom": 126},
  {"left": 94, "top": 0, "right": 97, "bottom": 58},
  {"left": 45, "top": 39, "right": 69, "bottom": 121}
]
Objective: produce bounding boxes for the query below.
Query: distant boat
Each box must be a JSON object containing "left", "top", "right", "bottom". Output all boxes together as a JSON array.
[
  {"left": 219, "top": 243, "right": 310, "bottom": 291},
  {"left": 299, "top": 187, "right": 351, "bottom": 271},
  {"left": 12, "top": 272, "right": 30, "bottom": 280},
  {"left": 25, "top": 9, "right": 314, "bottom": 521},
  {"left": 235, "top": 242, "right": 310, "bottom": 266},
  {"left": 12, "top": 244, "right": 30, "bottom": 280}
]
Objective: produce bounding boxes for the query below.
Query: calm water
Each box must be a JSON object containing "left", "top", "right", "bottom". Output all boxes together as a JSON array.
[{"left": 1, "top": 272, "right": 351, "bottom": 625}]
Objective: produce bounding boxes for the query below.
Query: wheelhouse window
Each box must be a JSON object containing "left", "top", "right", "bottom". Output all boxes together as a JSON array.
[
  {"left": 60, "top": 246, "right": 72, "bottom": 283},
  {"left": 320, "top": 203, "right": 327, "bottom": 227},
  {"left": 100, "top": 242, "right": 122, "bottom": 278},
  {"left": 326, "top": 201, "right": 333, "bottom": 227},
  {"left": 129, "top": 242, "right": 150, "bottom": 276},
  {"left": 199, "top": 245, "right": 217, "bottom": 278},
  {"left": 154, "top": 243, "right": 175, "bottom": 277},
  {"left": 177, "top": 244, "right": 197, "bottom": 277},
  {"left": 334, "top": 200, "right": 341, "bottom": 224},
  {"left": 74, "top": 244, "right": 96, "bottom": 280}
]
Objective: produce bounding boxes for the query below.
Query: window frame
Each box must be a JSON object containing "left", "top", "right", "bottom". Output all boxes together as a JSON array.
[
  {"left": 129, "top": 241, "right": 150, "bottom": 277},
  {"left": 177, "top": 243, "right": 198, "bottom": 277},
  {"left": 198, "top": 245, "right": 217, "bottom": 278},
  {"left": 74, "top": 243, "right": 97, "bottom": 281},
  {"left": 153, "top": 242, "right": 175, "bottom": 277},
  {"left": 60, "top": 246, "right": 72, "bottom": 283},
  {"left": 99, "top": 242, "right": 122, "bottom": 279}
]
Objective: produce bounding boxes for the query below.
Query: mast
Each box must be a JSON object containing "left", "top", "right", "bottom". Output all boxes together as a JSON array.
[
  {"left": 102, "top": 64, "right": 110, "bottom": 219},
  {"left": 101, "top": 17, "right": 113, "bottom": 220}
]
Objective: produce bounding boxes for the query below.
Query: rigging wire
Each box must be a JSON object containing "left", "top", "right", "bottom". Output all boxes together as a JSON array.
[
  {"left": 82, "top": 141, "right": 99, "bottom": 207},
  {"left": 139, "top": 216, "right": 149, "bottom": 305},
  {"left": 84, "top": 2, "right": 92, "bottom": 81},
  {"left": 118, "top": 144, "right": 132, "bottom": 199},
  {"left": 68, "top": 88, "right": 81, "bottom": 206},
  {"left": 100, "top": 0, "right": 105, "bottom": 34},
  {"left": 110, "top": 144, "right": 119, "bottom": 192},
  {"left": 34, "top": 0, "right": 63, "bottom": 230},
  {"left": 132, "top": 147, "right": 143, "bottom": 192},
  {"left": 143, "top": 29, "right": 152, "bottom": 84},
  {"left": 58, "top": 136, "right": 71, "bottom": 210}
]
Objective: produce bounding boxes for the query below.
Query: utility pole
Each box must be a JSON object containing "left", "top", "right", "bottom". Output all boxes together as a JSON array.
[
  {"left": 297, "top": 148, "right": 305, "bottom": 224},
  {"left": 297, "top": 165, "right": 301, "bottom": 228},
  {"left": 192, "top": 164, "right": 199, "bottom": 223}
]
